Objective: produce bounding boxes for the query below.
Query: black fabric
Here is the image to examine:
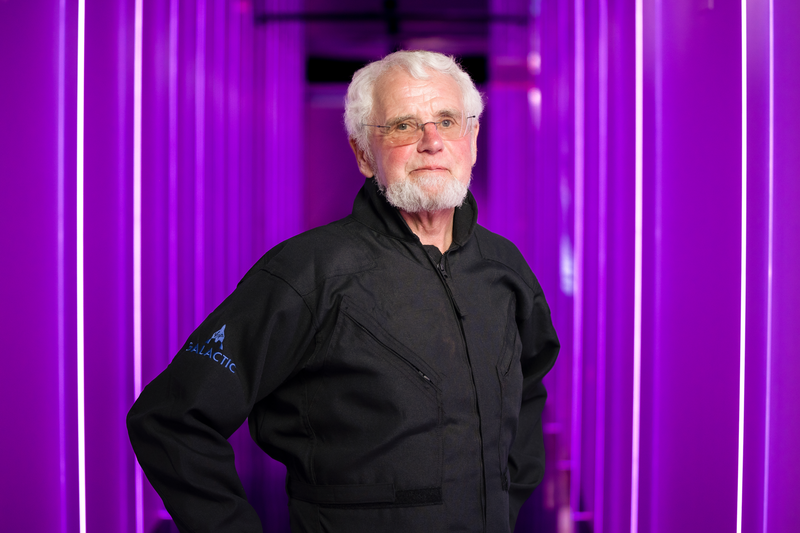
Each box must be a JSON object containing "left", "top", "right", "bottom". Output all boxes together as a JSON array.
[
  {"left": 317, "top": 488, "right": 444, "bottom": 509},
  {"left": 423, "top": 244, "right": 443, "bottom": 264},
  {"left": 128, "top": 178, "right": 560, "bottom": 533},
  {"left": 395, "top": 487, "right": 443, "bottom": 505},
  {"left": 288, "top": 479, "right": 395, "bottom": 504}
]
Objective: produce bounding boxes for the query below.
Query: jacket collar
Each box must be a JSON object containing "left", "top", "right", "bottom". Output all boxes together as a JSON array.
[{"left": 350, "top": 178, "right": 478, "bottom": 248}]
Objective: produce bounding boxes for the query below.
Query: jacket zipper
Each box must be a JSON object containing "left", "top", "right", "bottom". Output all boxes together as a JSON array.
[
  {"left": 432, "top": 252, "right": 487, "bottom": 532},
  {"left": 345, "top": 310, "right": 436, "bottom": 387}
]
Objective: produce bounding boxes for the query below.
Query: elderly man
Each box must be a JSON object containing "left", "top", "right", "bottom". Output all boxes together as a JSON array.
[{"left": 128, "top": 50, "right": 559, "bottom": 533}]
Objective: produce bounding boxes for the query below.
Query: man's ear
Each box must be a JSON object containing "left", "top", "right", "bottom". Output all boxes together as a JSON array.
[{"left": 349, "top": 138, "right": 375, "bottom": 178}]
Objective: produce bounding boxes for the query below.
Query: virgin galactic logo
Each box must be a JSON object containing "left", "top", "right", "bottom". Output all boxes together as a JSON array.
[
  {"left": 184, "top": 324, "right": 236, "bottom": 374},
  {"left": 209, "top": 324, "right": 226, "bottom": 349}
]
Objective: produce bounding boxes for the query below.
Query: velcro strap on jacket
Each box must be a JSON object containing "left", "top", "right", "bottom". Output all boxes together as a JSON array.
[
  {"left": 287, "top": 479, "right": 443, "bottom": 506},
  {"left": 287, "top": 479, "right": 395, "bottom": 504}
]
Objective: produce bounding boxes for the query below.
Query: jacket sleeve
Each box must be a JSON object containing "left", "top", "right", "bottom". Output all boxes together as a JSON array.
[
  {"left": 508, "top": 285, "right": 560, "bottom": 531},
  {"left": 127, "top": 269, "right": 316, "bottom": 533}
]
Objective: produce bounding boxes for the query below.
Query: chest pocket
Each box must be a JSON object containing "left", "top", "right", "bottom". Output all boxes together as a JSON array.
[
  {"left": 302, "top": 296, "right": 443, "bottom": 506},
  {"left": 496, "top": 297, "right": 523, "bottom": 491}
]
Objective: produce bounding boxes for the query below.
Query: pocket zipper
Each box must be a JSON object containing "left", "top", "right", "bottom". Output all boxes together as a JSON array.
[{"left": 344, "top": 310, "right": 436, "bottom": 386}]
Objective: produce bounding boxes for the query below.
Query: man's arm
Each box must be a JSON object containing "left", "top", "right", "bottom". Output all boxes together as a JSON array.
[
  {"left": 507, "top": 286, "right": 560, "bottom": 531},
  {"left": 127, "top": 269, "right": 316, "bottom": 533}
]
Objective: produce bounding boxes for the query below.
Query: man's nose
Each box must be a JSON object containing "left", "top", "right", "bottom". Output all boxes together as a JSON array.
[{"left": 417, "top": 122, "right": 444, "bottom": 152}]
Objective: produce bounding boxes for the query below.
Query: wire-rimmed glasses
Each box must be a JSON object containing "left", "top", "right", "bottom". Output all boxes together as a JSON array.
[{"left": 364, "top": 113, "right": 477, "bottom": 146}]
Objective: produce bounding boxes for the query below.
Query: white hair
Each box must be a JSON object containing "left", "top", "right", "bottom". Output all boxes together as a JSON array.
[
  {"left": 382, "top": 173, "right": 471, "bottom": 214},
  {"left": 344, "top": 50, "right": 484, "bottom": 157}
]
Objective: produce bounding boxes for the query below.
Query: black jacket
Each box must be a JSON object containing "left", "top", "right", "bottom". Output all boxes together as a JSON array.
[{"left": 128, "top": 178, "right": 559, "bottom": 533}]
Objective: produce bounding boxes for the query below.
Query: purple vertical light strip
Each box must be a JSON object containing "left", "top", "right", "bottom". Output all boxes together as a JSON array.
[
  {"left": 762, "top": 1, "right": 774, "bottom": 531},
  {"left": 194, "top": 0, "right": 206, "bottom": 324},
  {"left": 737, "top": 1, "right": 748, "bottom": 531},
  {"left": 227, "top": 1, "right": 241, "bottom": 287},
  {"left": 133, "top": 0, "right": 143, "bottom": 399},
  {"left": 267, "top": 13, "right": 278, "bottom": 248},
  {"left": 211, "top": 0, "right": 226, "bottom": 301},
  {"left": 652, "top": 1, "right": 665, "bottom": 528},
  {"left": 261, "top": 0, "right": 305, "bottom": 251},
  {"left": 57, "top": 1, "right": 67, "bottom": 532},
  {"left": 632, "top": 1, "right": 644, "bottom": 532},
  {"left": 76, "top": 1, "right": 87, "bottom": 532},
  {"left": 265, "top": 18, "right": 278, "bottom": 249},
  {"left": 594, "top": 0, "right": 609, "bottom": 530},
  {"left": 132, "top": 1, "right": 144, "bottom": 532},
  {"left": 652, "top": 0, "right": 664, "bottom": 526},
  {"left": 168, "top": 0, "right": 179, "bottom": 355},
  {"left": 570, "top": 0, "right": 586, "bottom": 522}
]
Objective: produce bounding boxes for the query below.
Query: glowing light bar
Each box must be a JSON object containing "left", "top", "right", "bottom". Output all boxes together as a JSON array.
[
  {"left": 133, "top": 1, "right": 144, "bottom": 532},
  {"left": 736, "top": 1, "right": 748, "bottom": 532},
  {"left": 58, "top": 1, "right": 68, "bottom": 532},
  {"left": 631, "top": 1, "right": 644, "bottom": 532},
  {"left": 594, "top": 1, "right": 609, "bottom": 531},
  {"left": 571, "top": 0, "right": 586, "bottom": 522},
  {"left": 169, "top": 0, "right": 179, "bottom": 355},
  {"left": 194, "top": 0, "right": 206, "bottom": 325},
  {"left": 76, "top": 1, "right": 87, "bottom": 532},
  {"left": 762, "top": 2, "right": 774, "bottom": 531}
]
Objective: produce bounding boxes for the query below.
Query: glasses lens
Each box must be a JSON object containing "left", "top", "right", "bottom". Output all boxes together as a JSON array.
[
  {"left": 388, "top": 121, "right": 419, "bottom": 144},
  {"left": 381, "top": 115, "right": 473, "bottom": 145},
  {"left": 437, "top": 117, "right": 463, "bottom": 140}
]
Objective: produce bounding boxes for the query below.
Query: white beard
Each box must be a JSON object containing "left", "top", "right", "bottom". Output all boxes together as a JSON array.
[{"left": 376, "top": 173, "right": 471, "bottom": 213}]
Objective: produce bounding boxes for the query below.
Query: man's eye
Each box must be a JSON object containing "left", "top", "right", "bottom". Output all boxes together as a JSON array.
[
  {"left": 440, "top": 119, "right": 455, "bottom": 129},
  {"left": 394, "top": 122, "right": 414, "bottom": 132}
]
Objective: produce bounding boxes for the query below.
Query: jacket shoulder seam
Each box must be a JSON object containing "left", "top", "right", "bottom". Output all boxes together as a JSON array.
[
  {"left": 262, "top": 223, "right": 378, "bottom": 296},
  {"left": 258, "top": 268, "right": 322, "bottom": 332},
  {"left": 474, "top": 229, "right": 539, "bottom": 293}
]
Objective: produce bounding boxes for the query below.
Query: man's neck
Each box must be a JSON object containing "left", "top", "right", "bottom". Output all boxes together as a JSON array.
[{"left": 399, "top": 208, "right": 455, "bottom": 254}]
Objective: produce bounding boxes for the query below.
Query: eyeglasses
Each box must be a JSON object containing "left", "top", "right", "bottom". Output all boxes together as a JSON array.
[{"left": 364, "top": 114, "right": 477, "bottom": 146}]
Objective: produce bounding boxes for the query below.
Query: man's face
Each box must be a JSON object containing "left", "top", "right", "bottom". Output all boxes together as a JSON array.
[{"left": 351, "top": 69, "right": 479, "bottom": 211}]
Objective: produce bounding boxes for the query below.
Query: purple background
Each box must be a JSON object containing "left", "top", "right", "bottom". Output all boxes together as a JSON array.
[{"left": 1, "top": 0, "right": 798, "bottom": 532}]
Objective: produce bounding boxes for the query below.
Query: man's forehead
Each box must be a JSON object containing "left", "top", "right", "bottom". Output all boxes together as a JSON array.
[{"left": 373, "top": 68, "right": 463, "bottom": 119}]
